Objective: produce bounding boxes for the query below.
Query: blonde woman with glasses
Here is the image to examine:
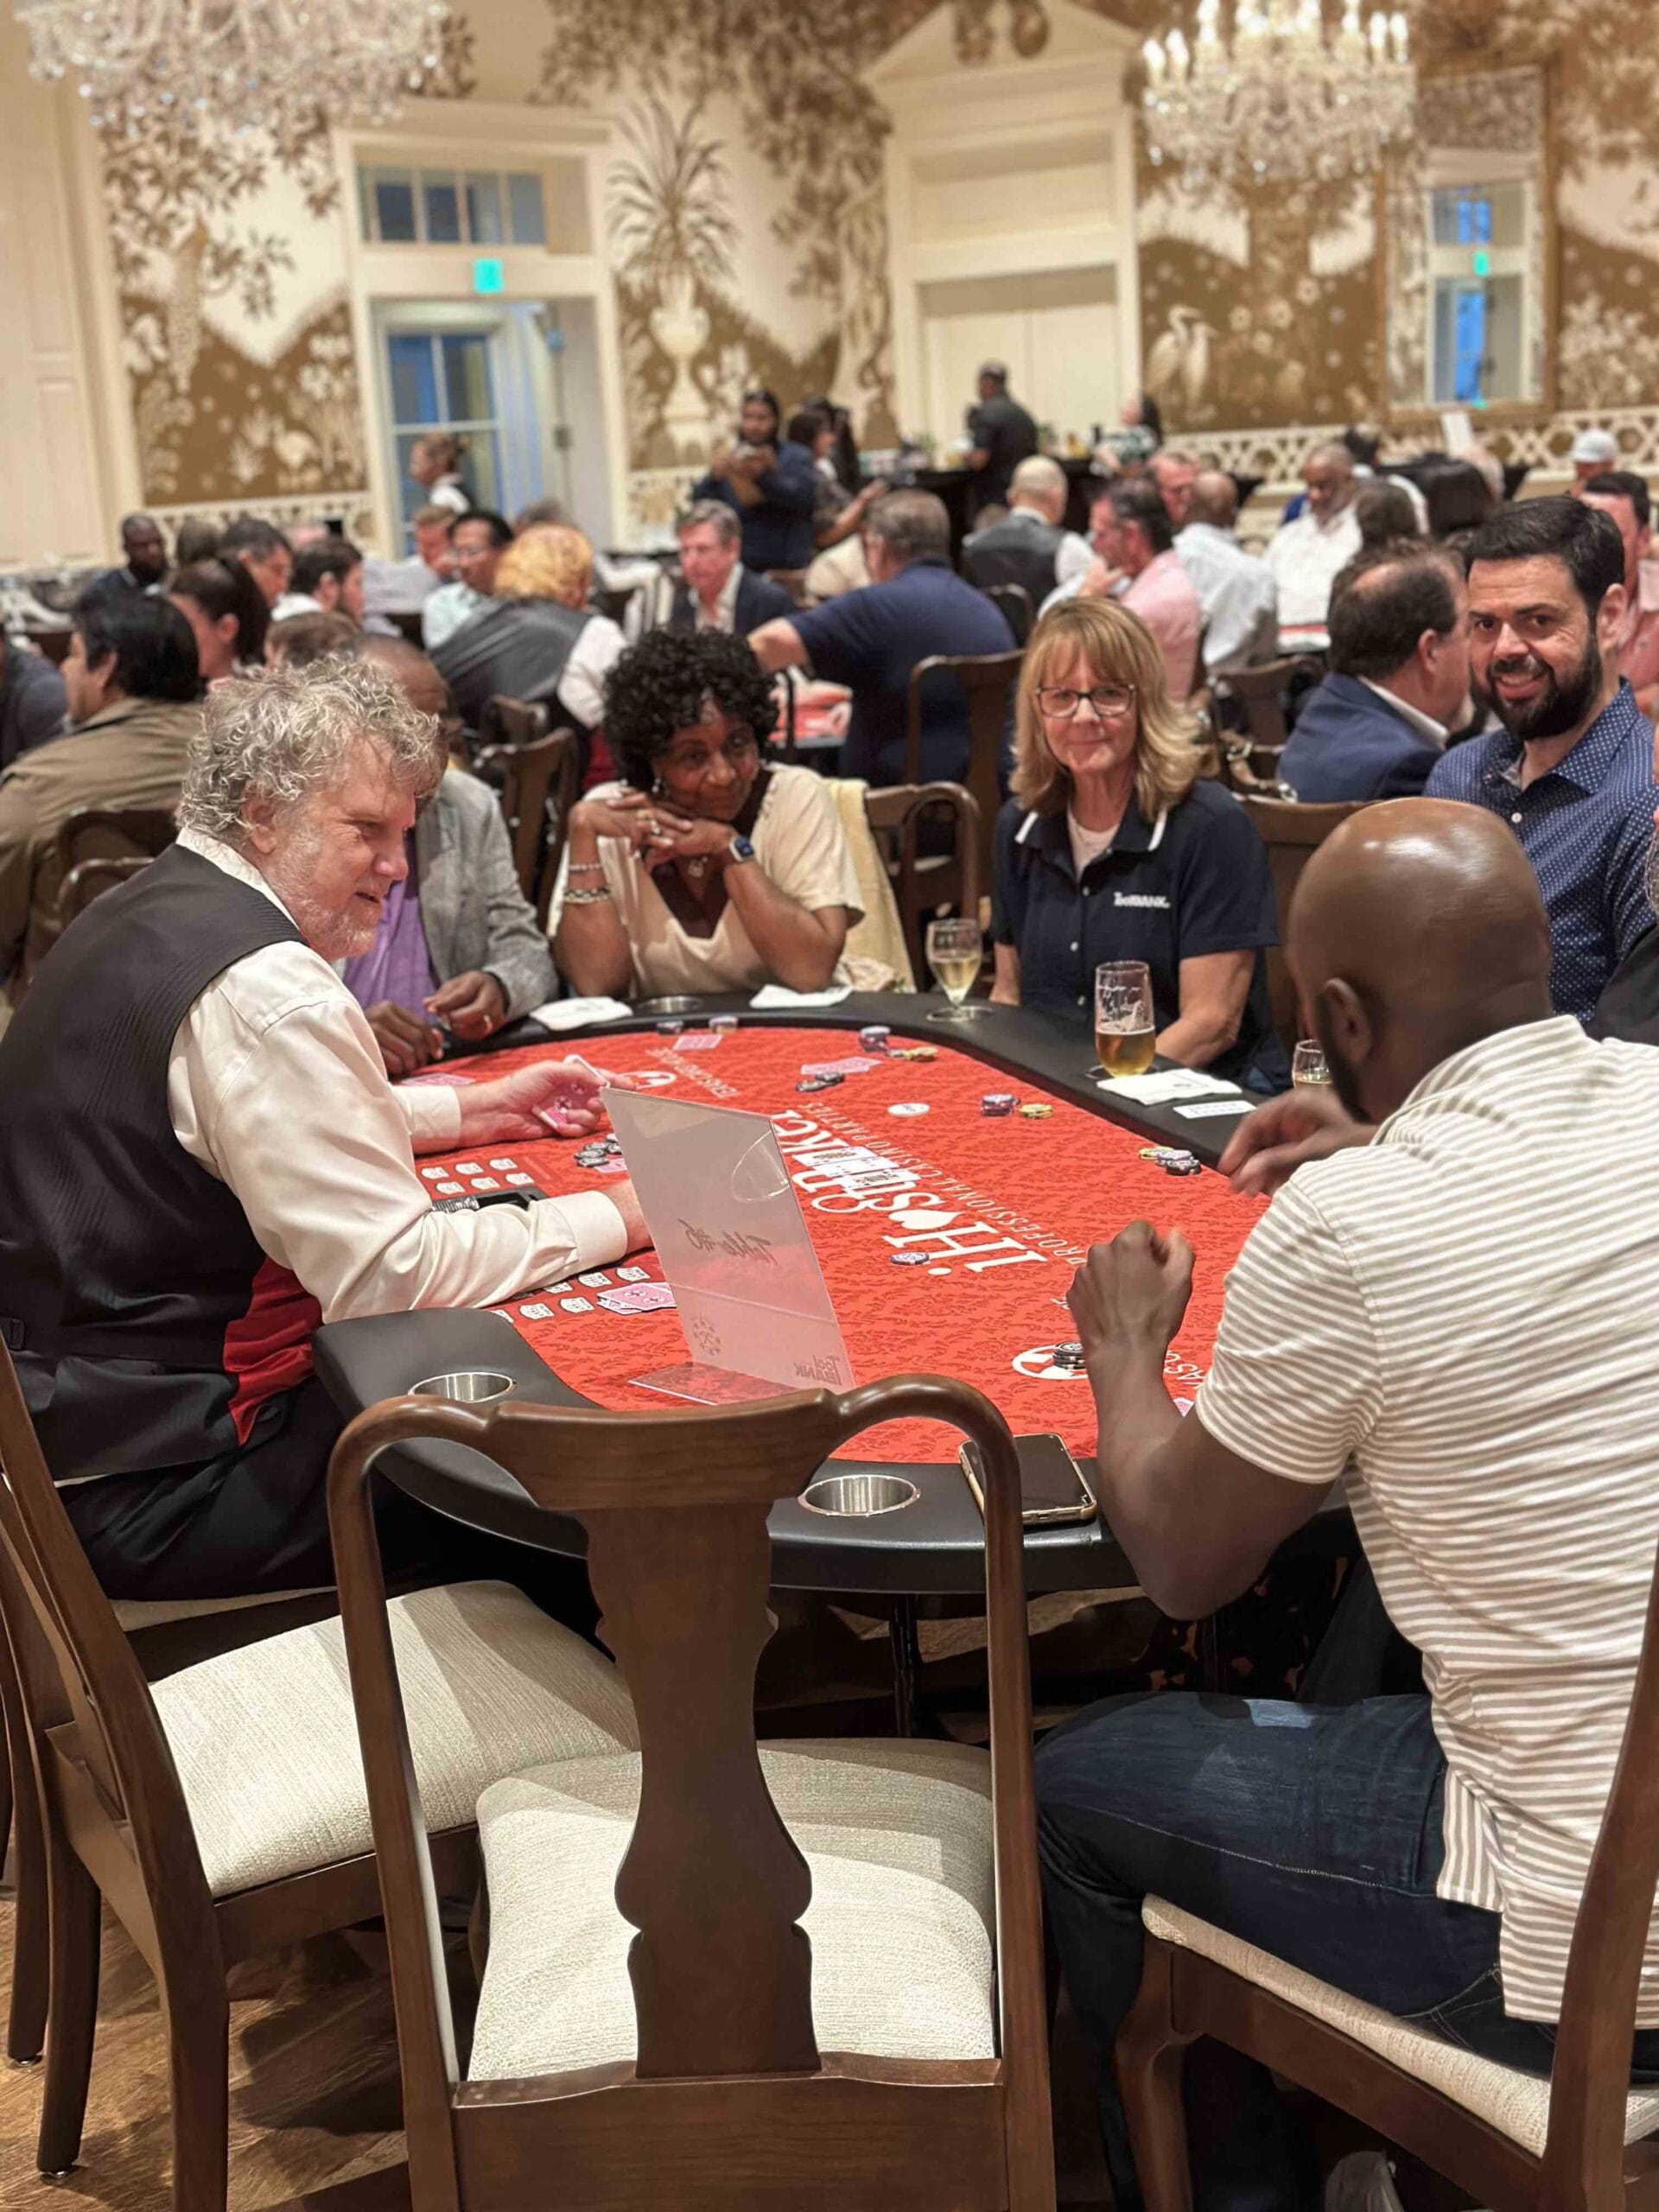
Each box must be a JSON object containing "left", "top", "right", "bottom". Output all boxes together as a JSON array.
[{"left": 990, "top": 597, "right": 1289, "bottom": 1088}]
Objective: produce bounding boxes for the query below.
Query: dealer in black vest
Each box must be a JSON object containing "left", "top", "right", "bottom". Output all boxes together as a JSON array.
[
  {"left": 990, "top": 596, "right": 1288, "bottom": 1090},
  {"left": 0, "top": 658, "right": 646, "bottom": 1602}
]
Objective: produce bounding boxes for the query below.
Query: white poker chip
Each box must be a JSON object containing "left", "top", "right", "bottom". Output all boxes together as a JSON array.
[
  {"left": 888, "top": 1102, "right": 930, "bottom": 1117},
  {"left": 420, "top": 1166, "right": 446, "bottom": 1180}
]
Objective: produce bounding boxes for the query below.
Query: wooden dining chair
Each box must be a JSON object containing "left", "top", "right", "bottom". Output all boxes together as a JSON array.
[
  {"left": 326, "top": 1377, "right": 1056, "bottom": 2212},
  {"left": 388, "top": 608, "right": 428, "bottom": 647},
  {"left": 471, "top": 712, "right": 577, "bottom": 907},
  {"left": 55, "top": 804, "right": 178, "bottom": 886},
  {"left": 57, "top": 852, "right": 153, "bottom": 925},
  {"left": 0, "top": 1341, "right": 640, "bottom": 2209},
  {"left": 1118, "top": 1535, "right": 1659, "bottom": 2212},
  {"left": 1239, "top": 793, "right": 1367, "bottom": 1052},
  {"left": 980, "top": 582, "right": 1036, "bottom": 646},
  {"left": 906, "top": 650, "right": 1024, "bottom": 900},
  {"left": 864, "top": 781, "right": 982, "bottom": 989}
]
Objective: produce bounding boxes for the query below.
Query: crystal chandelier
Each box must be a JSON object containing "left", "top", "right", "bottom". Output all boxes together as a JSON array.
[
  {"left": 13, "top": 0, "right": 451, "bottom": 137},
  {"left": 1141, "top": 0, "right": 1414, "bottom": 195}
]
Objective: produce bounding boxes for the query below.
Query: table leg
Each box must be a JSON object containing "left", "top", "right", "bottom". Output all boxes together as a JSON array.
[{"left": 888, "top": 1596, "right": 923, "bottom": 1737}]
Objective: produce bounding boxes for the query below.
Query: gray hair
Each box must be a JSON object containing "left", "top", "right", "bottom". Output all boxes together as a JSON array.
[
  {"left": 676, "top": 499, "right": 740, "bottom": 547},
  {"left": 179, "top": 658, "right": 443, "bottom": 843},
  {"left": 865, "top": 488, "right": 950, "bottom": 567}
]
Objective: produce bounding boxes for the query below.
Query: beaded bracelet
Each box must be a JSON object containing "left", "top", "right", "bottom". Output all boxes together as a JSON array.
[
  {"left": 563, "top": 885, "right": 613, "bottom": 905},
  {"left": 566, "top": 860, "right": 605, "bottom": 876}
]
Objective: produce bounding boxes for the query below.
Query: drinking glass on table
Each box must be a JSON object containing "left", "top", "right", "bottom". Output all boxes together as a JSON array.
[
  {"left": 1292, "top": 1039, "right": 1332, "bottom": 1088},
  {"left": 925, "top": 917, "right": 987, "bottom": 1020},
  {"left": 1094, "top": 960, "right": 1155, "bottom": 1078}
]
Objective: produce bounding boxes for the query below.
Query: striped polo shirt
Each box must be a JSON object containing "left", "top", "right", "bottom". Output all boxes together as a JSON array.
[{"left": 1197, "top": 1017, "right": 1659, "bottom": 2022}]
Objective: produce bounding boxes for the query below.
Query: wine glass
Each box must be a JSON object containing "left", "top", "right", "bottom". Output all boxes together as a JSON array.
[
  {"left": 1292, "top": 1039, "right": 1332, "bottom": 1088},
  {"left": 925, "top": 918, "right": 986, "bottom": 1020},
  {"left": 1094, "top": 961, "right": 1155, "bottom": 1077}
]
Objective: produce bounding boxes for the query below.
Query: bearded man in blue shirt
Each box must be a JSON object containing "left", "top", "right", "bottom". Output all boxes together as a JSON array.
[{"left": 1427, "top": 497, "right": 1658, "bottom": 1020}]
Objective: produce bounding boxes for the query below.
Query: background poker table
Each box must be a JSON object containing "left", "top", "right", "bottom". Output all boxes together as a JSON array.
[{"left": 314, "top": 995, "right": 1269, "bottom": 1603}]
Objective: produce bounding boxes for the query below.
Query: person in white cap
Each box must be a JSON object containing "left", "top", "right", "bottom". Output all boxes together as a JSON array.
[{"left": 1569, "top": 427, "right": 1621, "bottom": 487}]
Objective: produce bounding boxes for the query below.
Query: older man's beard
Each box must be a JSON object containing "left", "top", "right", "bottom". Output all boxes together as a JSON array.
[
  {"left": 1474, "top": 630, "right": 1603, "bottom": 742},
  {"left": 264, "top": 823, "right": 385, "bottom": 962}
]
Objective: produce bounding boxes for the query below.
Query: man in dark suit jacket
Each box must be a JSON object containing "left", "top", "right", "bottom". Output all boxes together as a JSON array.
[
  {"left": 1280, "top": 542, "right": 1472, "bottom": 803},
  {"left": 666, "top": 501, "right": 797, "bottom": 637}
]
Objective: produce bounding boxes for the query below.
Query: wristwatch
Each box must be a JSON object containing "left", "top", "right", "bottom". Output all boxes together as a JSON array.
[{"left": 728, "top": 833, "right": 757, "bottom": 865}]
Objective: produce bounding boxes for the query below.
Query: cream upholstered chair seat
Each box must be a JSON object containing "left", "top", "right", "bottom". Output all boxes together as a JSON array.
[
  {"left": 149, "top": 1580, "right": 638, "bottom": 1897},
  {"left": 467, "top": 1738, "right": 996, "bottom": 2082},
  {"left": 1143, "top": 1897, "right": 1659, "bottom": 2157},
  {"left": 112, "top": 1586, "right": 334, "bottom": 1632}
]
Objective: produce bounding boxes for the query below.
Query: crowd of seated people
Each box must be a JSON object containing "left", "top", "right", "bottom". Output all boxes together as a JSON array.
[{"left": 6, "top": 378, "right": 1659, "bottom": 2212}]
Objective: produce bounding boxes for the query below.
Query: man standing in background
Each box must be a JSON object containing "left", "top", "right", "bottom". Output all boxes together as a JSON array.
[{"left": 963, "top": 362, "right": 1039, "bottom": 517}]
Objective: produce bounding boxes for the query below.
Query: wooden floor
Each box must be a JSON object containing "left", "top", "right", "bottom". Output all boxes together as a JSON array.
[{"left": 0, "top": 1867, "right": 413, "bottom": 2212}]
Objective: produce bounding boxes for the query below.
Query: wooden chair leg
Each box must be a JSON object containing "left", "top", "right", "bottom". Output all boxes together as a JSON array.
[
  {"left": 1116, "top": 1938, "right": 1200, "bottom": 2212},
  {"left": 35, "top": 1821, "right": 100, "bottom": 2175},
  {"left": 163, "top": 1984, "right": 230, "bottom": 2212},
  {"left": 1, "top": 1647, "right": 48, "bottom": 2065}
]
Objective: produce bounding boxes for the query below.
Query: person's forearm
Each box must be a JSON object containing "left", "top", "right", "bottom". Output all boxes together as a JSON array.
[
  {"left": 1086, "top": 1337, "right": 1223, "bottom": 1617},
  {"left": 554, "top": 904, "right": 632, "bottom": 997},
  {"left": 1157, "top": 1006, "right": 1242, "bottom": 1068},
  {"left": 723, "top": 864, "right": 841, "bottom": 989},
  {"left": 728, "top": 471, "right": 762, "bottom": 509}
]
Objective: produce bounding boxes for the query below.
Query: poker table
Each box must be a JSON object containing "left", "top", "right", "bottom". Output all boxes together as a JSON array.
[{"left": 315, "top": 996, "right": 1270, "bottom": 1681}]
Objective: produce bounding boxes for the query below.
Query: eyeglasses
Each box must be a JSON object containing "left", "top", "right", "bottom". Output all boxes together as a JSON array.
[
  {"left": 1034, "top": 684, "right": 1137, "bottom": 721},
  {"left": 659, "top": 730, "right": 760, "bottom": 778}
]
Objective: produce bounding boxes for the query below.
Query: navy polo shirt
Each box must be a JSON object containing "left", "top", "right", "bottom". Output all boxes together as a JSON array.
[
  {"left": 1425, "top": 684, "right": 1659, "bottom": 1021},
  {"left": 791, "top": 559, "right": 1014, "bottom": 786},
  {"left": 990, "top": 782, "right": 1288, "bottom": 1089}
]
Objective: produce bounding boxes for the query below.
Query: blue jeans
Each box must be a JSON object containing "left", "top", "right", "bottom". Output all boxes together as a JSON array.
[{"left": 1036, "top": 1693, "right": 1659, "bottom": 2212}]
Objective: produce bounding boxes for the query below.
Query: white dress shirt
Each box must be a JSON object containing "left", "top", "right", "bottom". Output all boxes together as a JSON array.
[
  {"left": 422, "top": 580, "right": 487, "bottom": 651},
  {"left": 1359, "top": 678, "right": 1447, "bottom": 747},
  {"left": 1266, "top": 504, "right": 1363, "bottom": 628},
  {"left": 558, "top": 613, "right": 627, "bottom": 731},
  {"left": 270, "top": 591, "right": 325, "bottom": 624},
  {"left": 1173, "top": 523, "right": 1280, "bottom": 671},
  {"left": 166, "top": 828, "right": 626, "bottom": 1322}
]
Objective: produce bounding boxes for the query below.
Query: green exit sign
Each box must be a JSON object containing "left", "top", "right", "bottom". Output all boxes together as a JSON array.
[
  {"left": 1471, "top": 249, "right": 1491, "bottom": 277},
  {"left": 473, "top": 256, "right": 505, "bottom": 296}
]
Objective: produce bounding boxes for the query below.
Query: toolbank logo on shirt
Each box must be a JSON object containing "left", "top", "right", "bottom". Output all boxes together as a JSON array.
[{"left": 1115, "top": 892, "right": 1170, "bottom": 909}]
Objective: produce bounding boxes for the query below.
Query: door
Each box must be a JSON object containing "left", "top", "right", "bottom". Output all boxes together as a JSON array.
[
  {"left": 384, "top": 325, "right": 506, "bottom": 547},
  {"left": 918, "top": 269, "right": 1122, "bottom": 454}
]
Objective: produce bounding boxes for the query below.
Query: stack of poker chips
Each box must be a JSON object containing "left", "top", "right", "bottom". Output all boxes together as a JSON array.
[{"left": 1139, "top": 1145, "right": 1201, "bottom": 1176}]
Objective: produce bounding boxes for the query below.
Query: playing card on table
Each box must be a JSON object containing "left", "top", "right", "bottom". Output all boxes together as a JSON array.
[{"left": 597, "top": 1282, "right": 677, "bottom": 1315}]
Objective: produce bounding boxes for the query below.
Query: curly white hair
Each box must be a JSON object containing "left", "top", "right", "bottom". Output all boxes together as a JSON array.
[{"left": 179, "top": 658, "right": 443, "bottom": 842}]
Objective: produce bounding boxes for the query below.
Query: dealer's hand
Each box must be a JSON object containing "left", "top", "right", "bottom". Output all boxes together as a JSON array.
[
  {"left": 426, "top": 969, "right": 506, "bottom": 1041},
  {"left": 1218, "top": 1087, "right": 1374, "bottom": 1199},
  {"left": 456, "top": 1059, "right": 635, "bottom": 1144},
  {"left": 1067, "top": 1222, "right": 1194, "bottom": 1367},
  {"left": 366, "top": 1001, "right": 442, "bottom": 1077}
]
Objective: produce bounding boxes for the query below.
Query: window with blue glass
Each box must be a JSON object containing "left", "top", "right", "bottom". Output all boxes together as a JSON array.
[{"left": 359, "top": 165, "right": 545, "bottom": 247}]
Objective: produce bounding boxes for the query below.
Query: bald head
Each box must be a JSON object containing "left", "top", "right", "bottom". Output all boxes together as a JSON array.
[
  {"left": 1288, "top": 799, "right": 1554, "bottom": 1122},
  {"left": 351, "top": 633, "right": 450, "bottom": 725},
  {"left": 1008, "top": 454, "right": 1068, "bottom": 523},
  {"left": 1188, "top": 470, "right": 1238, "bottom": 529}
]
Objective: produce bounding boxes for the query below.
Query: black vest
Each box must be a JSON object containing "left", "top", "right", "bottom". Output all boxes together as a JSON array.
[
  {"left": 961, "top": 515, "right": 1065, "bottom": 613},
  {"left": 0, "top": 844, "right": 304, "bottom": 1480}
]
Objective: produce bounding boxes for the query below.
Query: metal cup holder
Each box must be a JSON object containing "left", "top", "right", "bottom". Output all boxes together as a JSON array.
[
  {"left": 798, "top": 1471, "right": 919, "bottom": 1517},
  {"left": 410, "top": 1369, "right": 515, "bottom": 1405}
]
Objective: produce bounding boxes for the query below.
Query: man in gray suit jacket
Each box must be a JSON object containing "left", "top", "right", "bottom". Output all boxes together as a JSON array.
[{"left": 340, "top": 637, "right": 556, "bottom": 1075}]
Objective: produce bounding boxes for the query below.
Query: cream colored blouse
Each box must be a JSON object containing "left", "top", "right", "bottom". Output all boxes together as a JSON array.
[{"left": 550, "top": 765, "right": 863, "bottom": 998}]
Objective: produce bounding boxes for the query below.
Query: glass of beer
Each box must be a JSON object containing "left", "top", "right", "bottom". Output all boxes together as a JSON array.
[
  {"left": 925, "top": 918, "right": 986, "bottom": 1020},
  {"left": 1292, "top": 1039, "right": 1332, "bottom": 1088},
  {"left": 1094, "top": 961, "right": 1156, "bottom": 1077}
]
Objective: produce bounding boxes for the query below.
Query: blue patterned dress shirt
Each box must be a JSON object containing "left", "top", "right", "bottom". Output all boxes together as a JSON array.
[{"left": 1426, "top": 683, "right": 1659, "bottom": 1020}]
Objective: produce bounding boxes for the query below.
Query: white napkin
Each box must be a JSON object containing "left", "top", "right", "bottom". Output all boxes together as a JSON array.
[
  {"left": 1095, "top": 1068, "right": 1243, "bottom": 1104},
  {"left": 526, "top": 997, "right": 633, "bottom": 1030},
  {"left": 748, "top": 983, "right": 854, "bottom": 1009}
]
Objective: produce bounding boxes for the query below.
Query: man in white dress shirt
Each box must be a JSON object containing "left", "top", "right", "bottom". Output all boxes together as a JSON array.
[
  {"left": 0, "top": 658, "right": 644, "bottom": 1600},
  {"left": 1266, "top": 442, "right": 1364, "bottom": 629},
  {"left": 1173, "top": 470, "right": 1280, "bottom": 673}
]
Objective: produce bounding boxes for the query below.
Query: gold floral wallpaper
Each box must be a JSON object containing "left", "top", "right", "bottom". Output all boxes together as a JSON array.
[{"left": 94, "top": 0, "right": 1659, "bottom": 513}]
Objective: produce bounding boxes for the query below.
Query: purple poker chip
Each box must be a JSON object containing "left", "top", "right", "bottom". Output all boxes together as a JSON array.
[
  {"left": 859, "top": 1025, "right": 891, "bottom": 1052},
  {"left": 797, "top": 1072, "right": 845, "bottom": 1093},
  {"left": 980, "top": 1091, "right": 1017, "bottom": 1116}
]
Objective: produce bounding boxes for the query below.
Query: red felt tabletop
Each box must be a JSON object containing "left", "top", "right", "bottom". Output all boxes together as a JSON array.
[{"left": 412, "top": 1026, "right": 1266, "bottom": 1463}]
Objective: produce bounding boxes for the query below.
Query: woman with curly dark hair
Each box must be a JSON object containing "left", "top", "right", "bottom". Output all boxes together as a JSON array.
[{"left": 551, "top": 628, "right": 861, "bottom": 999}]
